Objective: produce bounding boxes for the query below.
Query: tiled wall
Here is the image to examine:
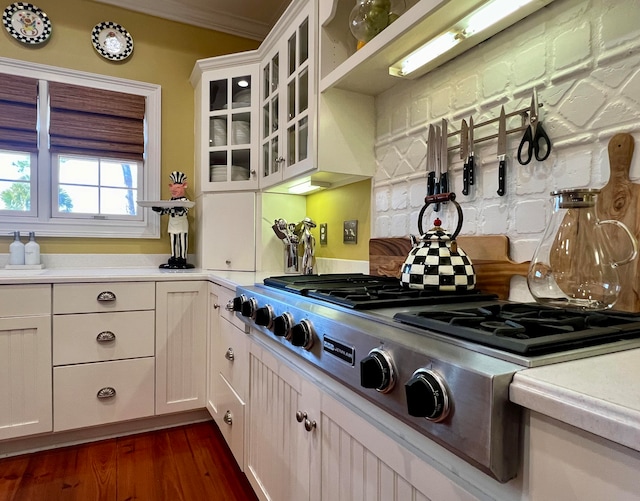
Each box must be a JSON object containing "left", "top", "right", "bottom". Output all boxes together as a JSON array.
[{"left": 373, "top": 0, "right": 640, "bottom": 270}]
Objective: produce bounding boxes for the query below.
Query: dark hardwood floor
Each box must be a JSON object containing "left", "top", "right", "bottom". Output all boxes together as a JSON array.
[{"left": 0, "top": 421, "right": 258, "bottom": 501}]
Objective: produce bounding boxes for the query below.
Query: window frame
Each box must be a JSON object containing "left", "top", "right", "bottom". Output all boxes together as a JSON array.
[{"left": 0, "top": 56, "right": 161, "bottom": 238}]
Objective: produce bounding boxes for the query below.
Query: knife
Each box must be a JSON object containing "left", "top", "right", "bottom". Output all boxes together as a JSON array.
[
  {"left": 440, "top": 118, "right": 449, "bottom": 199},
  {"left": 427, "top": 124, "right": 436, "bottom": 197},
  {"left": 433, "top": 125, "right": 442, "bottom": 211},
  {"left": 468, "top": 116, "right": 475, "bottom": 187},
  {"left": 461, "top": 120, "right": 469, "bottom": 196},
  {"left": 497, "top": 106, "right": 507, "bottom": 196}
]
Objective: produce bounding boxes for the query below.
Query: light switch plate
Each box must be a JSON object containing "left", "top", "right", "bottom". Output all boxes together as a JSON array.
[
  {"left": 320, "top": 223, "right": 327, "bottom": 245},
  {"left": 343, "top": 220, "right": 357, "bottom": 244}
]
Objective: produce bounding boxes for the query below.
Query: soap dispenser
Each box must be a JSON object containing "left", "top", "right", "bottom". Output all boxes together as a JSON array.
[
  {"left": 8, "top": 231, "right": 25, "bottom": 265},
  {"left": 25, "top": 231, "right": 40, "bottom": 265}
]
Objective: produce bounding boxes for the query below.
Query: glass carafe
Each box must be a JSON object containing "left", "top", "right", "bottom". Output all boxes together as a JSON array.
[{"left": 527, "top": 189, "right": 638, "bottom": 310}]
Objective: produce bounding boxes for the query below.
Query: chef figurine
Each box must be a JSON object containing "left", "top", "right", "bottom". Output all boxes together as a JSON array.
[
  {"left": 300, "top": 217, "right": 316, "bottom": 275},
  {"left": 153, "top": 171, "right": 194, "bottom": 269}
]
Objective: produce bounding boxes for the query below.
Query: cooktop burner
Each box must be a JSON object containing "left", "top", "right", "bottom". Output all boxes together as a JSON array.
[
  {"left": 263, "top": 274, "right": 497, "bottom": 309},
  {"left": 394, "top": 303, "right": 640, "bottom": 355}
]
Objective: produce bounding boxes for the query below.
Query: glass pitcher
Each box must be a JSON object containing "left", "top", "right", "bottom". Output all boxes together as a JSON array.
[{"left": 527, "top": 189, "right": 638, "bottom": 310}]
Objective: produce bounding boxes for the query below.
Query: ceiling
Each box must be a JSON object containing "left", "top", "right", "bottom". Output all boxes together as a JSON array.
[{"left": 92, "top": 0, "right": 293, "bottom": 41}]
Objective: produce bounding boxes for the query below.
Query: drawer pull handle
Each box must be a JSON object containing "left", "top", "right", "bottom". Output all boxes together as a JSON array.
[
  {"left": 96, "top": 387, "right": 116, "bottom": 399},
  {"left": 223, "top": 410, "right": 233, "bottom": 425},
  {"left": 97, "top": 291, "right": 116, "bottom": 302},
  {"left": 225, "top": 348, "right": 235, "bottom": 362},
  {"left": 96, "top": 331, "right": 116, "bottom": 343}
]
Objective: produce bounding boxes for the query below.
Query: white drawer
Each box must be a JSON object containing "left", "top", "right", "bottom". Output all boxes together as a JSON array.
[
  {"left": 218, "top": 316, "right": 248, "bottom": 399},
  {"left": 54, "top": 357, "right": 154, "bottom": 432},
  {"left": 53, "top": 282, "right": 155, "bottom": 314},
  {"left": 215, "top": 284, "right": 248, "bottom": 332},
  {"left": 0, "top": 284, "right": 51, "bottom": 317},
  {"left": 53, "top": 310, "right": 155, "bottom": 365},
  {"left": 214, "top": 373, "right": 245, "bottom": 468}
]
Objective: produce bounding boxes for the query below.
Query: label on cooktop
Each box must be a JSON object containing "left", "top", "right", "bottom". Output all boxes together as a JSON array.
[{"left": 323, "top": 336, "right": 355, "bottom": 366}]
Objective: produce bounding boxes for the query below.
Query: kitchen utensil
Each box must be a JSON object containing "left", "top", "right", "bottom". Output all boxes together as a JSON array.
[
  {"left": 400, "top": 192, "right": 476, "bottom": 291},
  {"left": 433, "top": 125, "right": 442, "bottom": 211},
  {"left": 426, "top": 124, "right": 436, "bottom": 197},
  {"left": 440, "top": 118, "right": 449, "bottom": 200},
  {"left": 461, "top": 120, "right": 470, "bottom": 196},
  {"left": 468, "top": 116, "right": 475, "bottom": 186},
  {"left": 597, "top": 133, "right": 640, "bottom": 312},
  {"left": 496, "top": 106, "right": 507, "bottom": 196},
  {"left": 528, "top": 188, "right": 638, "bottom": 310},
  {"left": 517, "top": 88, "right": 551, "bottom": 165}
]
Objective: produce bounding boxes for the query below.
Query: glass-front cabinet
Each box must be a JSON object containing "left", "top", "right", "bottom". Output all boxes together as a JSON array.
[
  {"left": 193, "top": 60, "right": 259, "bottom": 193},
  {"left": 260, "top": 4, "right": 314, "bottom": 189}
]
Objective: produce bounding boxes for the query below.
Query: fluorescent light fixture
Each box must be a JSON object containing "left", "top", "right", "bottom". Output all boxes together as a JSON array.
[
  {"left": 288, "top": 180, "right": 331, "bottom": 195},
  {"left": 390, "top": 0, "right": 538, "bottom": 78}
]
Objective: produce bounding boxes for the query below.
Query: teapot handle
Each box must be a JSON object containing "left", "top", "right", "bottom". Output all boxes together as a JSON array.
[{"left": 418, "top": 192, "right": 464, "bottom": 238}]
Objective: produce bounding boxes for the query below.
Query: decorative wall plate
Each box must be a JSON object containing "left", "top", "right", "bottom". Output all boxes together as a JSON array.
[
  {"left": 2, "top": 2, "right": 52, "bottom": 44},
  {"left": 91, "top": 21, "right": 133, "bottom": 61}
]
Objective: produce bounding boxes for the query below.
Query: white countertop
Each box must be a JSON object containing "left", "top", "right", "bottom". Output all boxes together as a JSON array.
[{"left": 510, "top": 348, "right": 640, "bottom": 452}]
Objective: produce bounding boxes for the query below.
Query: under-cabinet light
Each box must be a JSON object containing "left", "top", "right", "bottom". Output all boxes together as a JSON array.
[
  {"left": 390, "top": 0, "right": 539, "bottom": 78},
  {"left": 288, "top": 180, "right": 331, "bottom": 195}
]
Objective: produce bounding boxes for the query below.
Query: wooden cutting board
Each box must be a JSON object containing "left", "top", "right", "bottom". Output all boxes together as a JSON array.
[
  {"left": 369, "top": 235, "right": 529, "bottom": 299},
  {"left": 597, "top": 133, "right": 640, "bottom": 312}
]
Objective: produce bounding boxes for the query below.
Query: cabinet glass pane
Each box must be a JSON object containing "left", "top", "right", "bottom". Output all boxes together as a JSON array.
[
  {"left": 231, "top": 115, "right": 250, "bottom": 146},
  {"left": 263, "top": 103, "right": 269, "bottom": 139},
  {"left": 231, "top": 150, "right": 251, "bottom": 181},
  {"left": 299, "top": 116, "right": 308, "bottom": 161},
  {"left": 299, "top": 68, "right": 308, "bottom": 113},
  {"left": 209, "top": 80, "right": 228, "bottom": 111},
  {"left": 288, "top": 80, "right": 296, "bottom": 121},
  {"left": 271, "top": 137, "right": 279, "bottom": 172},
  {"left": 231, "top": 76, "right": 251, "bottom": 107},
  {"left": 263, "top": 65, "right": 270, "bottom": 100},
  {"left": 288, "top": 125, "right": 295, "bottom": 165},
  {"left": 210, "top": 117, "right": 228, "bottom": 147},
  {"left": 299, "top": 18, "right": 309, "bottom": 65},
  {"left": 272, "top": 96, "right": 279, "bottom": 132},
  {"left": 288, "top": 33, "right": 296, "bottom": 76},
  {"left": 209, "top": 151, "right": 228, "bottom": 182},
  {"left": 272, "top": 54, "right": 279, "bottom": 91},
  {"left": 263, "top": 142, "right": 270, "bottom": 176}
]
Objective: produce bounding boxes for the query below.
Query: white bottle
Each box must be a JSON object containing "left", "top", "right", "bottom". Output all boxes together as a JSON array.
[
  {"left": 8, "top": 231, "right": 25, "bottom": 265},
  {"left": 25, "top": 232, "right": 40, "bottom": 265}
]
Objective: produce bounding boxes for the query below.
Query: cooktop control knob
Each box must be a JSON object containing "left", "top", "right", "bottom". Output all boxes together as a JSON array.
[
  {"left": 290, "top": 319, "right": 314, "bottom": 350},
  {"left": 273, "top": 312, "right": 293, "bottom": 338},
  {"left": 255, "top": 305, "right": 275, "bottom": 329},
  {"left": 240, "top": 297, "right": 258, "bottom": 319},
  {"left": 360, "top": 348, "right": 396, "bottom": 393},
  {"left": 405, "top": 369, "right": 450, "bottom": 422},
  {"left": 228, "top": 295, "right": 246, "bottom": 312}
]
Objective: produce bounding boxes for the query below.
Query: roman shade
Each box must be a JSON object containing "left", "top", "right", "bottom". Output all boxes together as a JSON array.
[
  {"left": 0, "top": 73, "right": 39, "bottom": 152},
  {"left": 48, "top": 81, "right": 146, "bottom": 160}
]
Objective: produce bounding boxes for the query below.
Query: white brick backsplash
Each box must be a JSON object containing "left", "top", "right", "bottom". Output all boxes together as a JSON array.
[{"left": 373, "top": 0, "right": 640, "bottom": 264}]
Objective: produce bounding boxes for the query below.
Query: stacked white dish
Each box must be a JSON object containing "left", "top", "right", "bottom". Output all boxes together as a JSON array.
[
  {"left": 210, "top": 118, "right": 227, "bottom": 146},
  {"left": 210, "top": 165, "right": 227, "bottom": 182},
  {"left": 231, "top": 166, "right": 250, "bottom": 181},
  {"left": 234, "top": 89, "right": 251, "bottom": 106},
  {"left": 232, "top": 121, "right": 250, "bottom": 144}
]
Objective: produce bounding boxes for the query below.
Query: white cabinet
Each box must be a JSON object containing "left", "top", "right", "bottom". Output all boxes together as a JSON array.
[
  {"left": 207, "top": 283, "right": 249, "bottom": 468},
  {"left": 246, "top": 334, "right": 449, "bottom": 501},
  {"left": 0, "top": 285, "right": 52, "bottom": 440},
  {"left": 52, "top": 281, "right": 156, "bottom": 432},
  {"left": 195, "top": 191, "right": 256, "bottom": 271},
  {"left": 155, "top": 280, "right": 208, "bottom": 414},
  {"left": 260, "top": 3, "right": 315, "bottom": 188},
  {"left": 192, "top": 54, "right": 261, "bottom": 193}
]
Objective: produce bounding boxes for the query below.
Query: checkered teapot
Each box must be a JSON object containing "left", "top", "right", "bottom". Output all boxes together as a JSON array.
[{"left": 400, "top": 193, "right": 476, "bottom": 291}]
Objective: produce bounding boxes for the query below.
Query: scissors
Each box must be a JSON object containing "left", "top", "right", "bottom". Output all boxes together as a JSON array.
[{"left": 517, "top": 89, "right": 552, "bottom": 165}]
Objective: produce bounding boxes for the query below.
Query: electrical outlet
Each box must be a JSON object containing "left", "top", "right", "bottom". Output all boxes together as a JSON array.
[
  {"left": 320, "top": 223, "right": 327, "bottom": 245},
  {"left": 343, "top": 220, "right": 358, "bottom": 244}
]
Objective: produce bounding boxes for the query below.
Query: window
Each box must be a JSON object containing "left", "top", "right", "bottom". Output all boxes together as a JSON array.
[{"left": 0, "top": 57, "right": 161, "bottom": 238}]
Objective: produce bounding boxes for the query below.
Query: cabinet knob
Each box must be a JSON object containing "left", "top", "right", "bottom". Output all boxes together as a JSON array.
[
  {"left": 304, "top": 419, "right": 316, "bottom": 432},
  {"left": 96, "top": 387, "right": 116, "bottom": 399},
  {"left": 225, "top": 259, "right": 231, "bottom": 265},
  {"left": 96, "top": 291, "right": 116, "bottom": 302},
  {"left": 213, "top": 303, "right": 220, "bottom": 309},
  {"left": 225, "top": 348, "right": 235, "bottom": 361},
  {"left": 223, "top": 410, "right": 233, "bottom": 425},
  {"left": 295, "top": 410, "right": 307, "bottom": 423},
  {"left": 96, "top": 331, "right": 116, "bottom": 343}
]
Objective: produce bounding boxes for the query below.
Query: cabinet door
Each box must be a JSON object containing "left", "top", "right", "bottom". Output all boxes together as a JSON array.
[
  {"left": 260, "top": 46, "right": 284, "bottom": 187},
  {"left": 196, "top": 191, "right": 256, "bottom": 271},
  {"left": 206, "top": 283, "right": 221, "bottom": 419},
  {"left": 197, "top": 65, "right": 259, "bottom": 192},
  {"left": 0, "top": 315, "right": 52, "bottom": 440},
  {"left": 246, "top": 339, "right": 316, "bottom": 501},
  {"left": 155, "top": 281, "right": 207, "bottom": 414}
]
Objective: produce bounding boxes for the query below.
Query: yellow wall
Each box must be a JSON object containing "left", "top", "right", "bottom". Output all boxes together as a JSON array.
[
  {"left": 0, "top": 0, "right": 258, "bottom": 254},
  {"left": 305, "top": 179, "right": 371, "bottom": 261}
]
